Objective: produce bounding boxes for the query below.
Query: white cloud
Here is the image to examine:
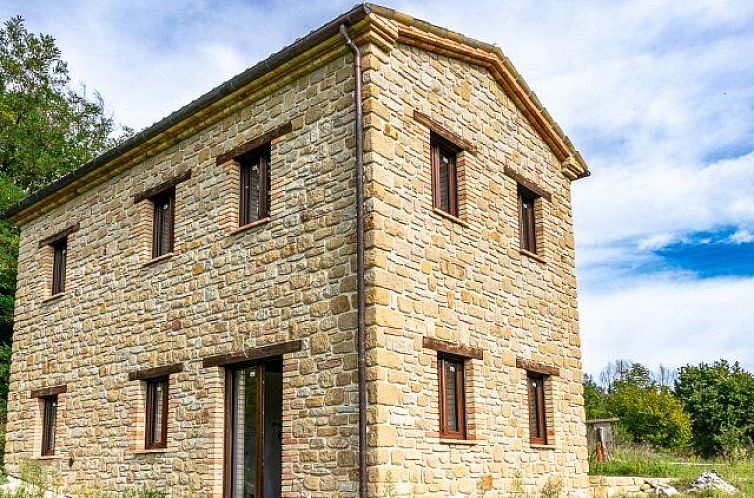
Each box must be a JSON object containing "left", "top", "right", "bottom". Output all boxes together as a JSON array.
[
  {"left": 729, "top": 227, "right": 754, "bottom": 244},
  {"left": 3, "top": 0, "right": 754, "bottom": 372},
  {"left": 580, "top": 275, "right": 754, "bottom": 375}
]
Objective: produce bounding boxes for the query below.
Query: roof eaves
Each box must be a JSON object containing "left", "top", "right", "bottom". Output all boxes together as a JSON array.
[{"left": 3, "top": 3, "right": 372, "bottom": 222}]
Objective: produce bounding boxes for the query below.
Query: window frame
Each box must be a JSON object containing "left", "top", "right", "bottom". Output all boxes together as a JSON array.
[
  {"left": 527, "top": 373, "right": 548, "bottom": 445},
  {"left": 151, "top": 189, "right": 175, "bottom": 259},
  {"left": 437, "top": 354, "right": 467, "bottom": 439},
  {"left": 238, "top": 145, "right": 271, "bottom": 227},
  {"left": 41, "top": 395, "right": 58, "bottom": 456},
  {"left": 430, "top": 136, "right": 460, "bottom": 218},
  {"left": 51, "top": 238, "right": 67, "bottom": 295},
  {"left": 518, "top": 186, "right": 539, "bottom": 254},
  {"left": 144, "top": 377, "right": 169, "bottom": 450}
]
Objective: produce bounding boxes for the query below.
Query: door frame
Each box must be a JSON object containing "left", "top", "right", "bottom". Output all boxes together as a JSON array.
[{"left": 224, "top": 360, "right": 272, "bottom": 498}]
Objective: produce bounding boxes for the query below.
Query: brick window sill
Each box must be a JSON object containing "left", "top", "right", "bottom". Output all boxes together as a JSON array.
[
  {"left": 229, "top": 217, "right": 271, "bottom": 236},
  {"left": 35, "top": 454, "right": 63, "bottom": 460},
  {"left": 141, "top": 252, "right": 178, "bottom": 268},
  {"left": 431, "top": 207, "right": 469, "bottom": 227},
  {"left": 130, "top": 447, "right": 169, "bottom": 455},
  {"left": 520, "top": 248, "right": 546, "bottom": 264},
  {"left": 530, "top": 443, "right": 556, "bottom": 450},
  {"left": 439, "top": 438, "right": 479, "bottom": 446},
  {"left": 41, "top": 291, "right": 69, "bottom": 304}
]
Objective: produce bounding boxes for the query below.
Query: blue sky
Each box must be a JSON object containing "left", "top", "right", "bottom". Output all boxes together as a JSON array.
[{"left": 2, "top": 0, "right": 753, "bottom": 375}]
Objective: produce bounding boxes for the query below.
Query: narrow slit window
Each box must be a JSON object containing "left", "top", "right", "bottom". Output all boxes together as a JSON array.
[
  {"left": 145, "top": 377, "right": 169, "bottom": 449},
  {"left": 51, "top": 238, "right": 67, "bottom": 295},
  {"left": 528, "top": 373, "right": 547, "bottom": 445},
  {"left": 518, "top": 186, "right": 539, "bottom": 254},
  {"left": 438, "top": 355, "right": 466, "bottom": 439},
  {"left": 431, "top": 135, "right": 459, "bottom": 217},
  {"left": 151, "top": 190, "right": 175, "bottom": 259},
  {"left": 41, "top": 395, "right": 58, "bottom": 456},
  {"left": 239, "top": 145, "right": 271, "bottom": 226}
]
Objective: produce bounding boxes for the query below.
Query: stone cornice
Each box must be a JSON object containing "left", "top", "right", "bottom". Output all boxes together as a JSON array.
[
  {"left": 7, "top": 5, "right": 588, "bottom": 225},
  {"left": 7, "top": 16, "right": 380, "bottom": 226},
  {"left": 392, "top": 24, "right": 588, "bottom": 180}
]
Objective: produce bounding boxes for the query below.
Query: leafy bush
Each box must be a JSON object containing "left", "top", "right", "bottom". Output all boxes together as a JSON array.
[
  {"left": 675, "top": 361, "right": 754, "bottom": 457},
  {"left": 607, "top": 385, "right": 692, "bottom": 450}
]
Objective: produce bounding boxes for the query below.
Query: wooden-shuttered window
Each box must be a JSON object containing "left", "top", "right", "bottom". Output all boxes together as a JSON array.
[
  {"left": 527, "top": 373, "right": 547, "bottom": 445},
  {"left": 239, "top": 145, "right": 271, "bottom": 226},
  {"left": 431, "top": 135, "right": 459, "bottom": 217},
  {"left": 145, "top": 377, "right": 169, "bottom": 449},
  {"left": 41, "top": 395, "right": 58, "bottom": 456},
  {"left": 51, "top": 239, "right": 67, "bottom": 295},
  {"left": 151, "top": 190, "right": 175, "bottom": 259},
  {"left": 438, "top": 355, "right": 466, "bottom": 439},
  {"left": 518, "top": 186, "right": 539, "bottom": 254}
]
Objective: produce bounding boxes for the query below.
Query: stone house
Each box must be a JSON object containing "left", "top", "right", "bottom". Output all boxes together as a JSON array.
[{"left": 3, "top": 4, "right": 590, "bottom": 498}]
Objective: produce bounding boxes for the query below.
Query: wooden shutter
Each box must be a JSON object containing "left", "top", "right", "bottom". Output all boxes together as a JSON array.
[
  {"left": 41, "top": 396, "right": 58, "bottom": 456},
  {"left": 51, "top": 239, "right": 67, "bottom": 295},
  {"left": 145, "top": 378, "right": 168, "bottom": 449},
  {"left": 431, "top": 139, "right": 459, "bottom": 217},
  {"left": 528, "top": 374, "right": 547, "bottom": 444},
  {"left": 438, "top": 356, "right": 466, "bottom": 439}
]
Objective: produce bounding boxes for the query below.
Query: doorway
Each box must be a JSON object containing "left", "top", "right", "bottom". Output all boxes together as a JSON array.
[{"left": 226, "top": 358, "right": 283, "bottom": 498}]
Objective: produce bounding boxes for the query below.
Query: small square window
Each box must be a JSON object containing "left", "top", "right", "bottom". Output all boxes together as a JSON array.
[
  {"left": 51, "top": 239, "right": 67, "bottom": 295},
  {"left": 518, "top": 186, "right": 539, "bottom": 254},
  {"left": 431, "top": 135, "right": 459, "bottom": 217},
  {"left": 438, "top": 355, "right": 466, "bottom": 439},
  {"left": 239, "top": 145, "right": 271, "bottom": 226},
  {"left": 41, "top": 395, "right": 58, "bottom": 456},
  {"left": 151, "top": 190, "right": 175, "bottom": 259},
  {"left": 527, "top": 373, "right": 547, "bottom": 445},
  {"left": 145, "top": 377, "right": 169, "bottom": 449}
]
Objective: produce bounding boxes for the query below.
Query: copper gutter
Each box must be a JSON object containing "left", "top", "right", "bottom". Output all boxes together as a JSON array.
[{"left": 339, "top": 23, "right": 367, "bottom": 498}]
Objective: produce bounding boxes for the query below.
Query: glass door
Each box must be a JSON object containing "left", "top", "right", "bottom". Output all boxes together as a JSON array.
[{"left": 227, "top": 359, "right": 282, "bottom": 498}]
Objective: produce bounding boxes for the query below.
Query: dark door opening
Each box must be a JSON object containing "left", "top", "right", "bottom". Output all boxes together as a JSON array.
[{"left": 226, "top": 358, "right": 283, "bottom": 498}]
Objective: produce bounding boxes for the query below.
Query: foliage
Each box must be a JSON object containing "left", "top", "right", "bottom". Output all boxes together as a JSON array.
[
  {"left": 589, "top": 445, "right": 753, "bottom": 497},
  {"left": 538, "top": 477, "right": 562, "bottom": 498},
  {"left": 675, "top": 361, "right": 754, "bottom": 457},
  {"left": 0, "top": 14, "right": 131, "bottom": 470},
  {"left": 606, "top": 384, "right": 692, "bottom": 450},
  {"left": 586, "top": 360, "right": 692, "bottom": 451},
  {"left": 583, "top": 373, "right": 609, "bottom": 420},
  {"left": 0, "top": 15, "right": 132, "bottom": 336},
  {"left": 0, "top": 462, "right": 167, "bottom": 498}
]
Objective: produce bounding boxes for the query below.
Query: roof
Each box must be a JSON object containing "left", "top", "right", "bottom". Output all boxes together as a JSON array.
[{"left": 3, "top": 3, "right": 589, "bottom": 224}]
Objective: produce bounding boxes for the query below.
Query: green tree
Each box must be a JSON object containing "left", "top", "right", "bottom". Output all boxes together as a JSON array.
[
  {"left": 583, "top": 373, "right": 609, "bottom": 420},
  {"left": 675, "top": 361, "right": 754, "bottom": 457},
  {"left": 606, "top": 384, "right": 692, "bottom": 450},
  {"left": 0, "top": 16, "right": 131, "bottom": 337}
]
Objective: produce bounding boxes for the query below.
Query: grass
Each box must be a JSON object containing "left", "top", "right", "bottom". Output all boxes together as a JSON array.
[{"left": 590, "top": 446, "right": 754, "bottom": 497}]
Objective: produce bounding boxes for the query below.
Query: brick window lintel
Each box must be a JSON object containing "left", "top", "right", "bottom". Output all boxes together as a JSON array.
[{"left": 516, "top": 358, "right": 560, "bottom": 377}]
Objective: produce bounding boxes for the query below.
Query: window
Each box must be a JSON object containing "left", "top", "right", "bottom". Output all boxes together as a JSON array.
[
  {"left": 51, "top": 238, "right": 67, "bottom": 295},
  {"left": 527, "top": 373, "right": 547, "bottom": 445},
  {"left": 41, "top": 395, "right": 58, "bottom": 456},
  {"left": 518, "top": 186, "right": 539, "bottom": 254},
  {"left": 145, "top": 377, "right": 169, "bottom": 449},
  {"left": 431, "top": 135, "right": 459, "bottom": 217},
  {"left": 239, "top": 145, "right": 271, "bottom": 226},
  {"left": 438, "top": 355, "right": 466, "bottom": 439},
  {"left": 151, "top": 190, "right": 175, "bottom": 259}
]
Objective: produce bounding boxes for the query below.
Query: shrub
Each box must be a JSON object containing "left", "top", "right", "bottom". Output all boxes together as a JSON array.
[
  {"left": 675, "top": 361, "right": 754, "bottom": 457},
  {"left": 607, "top": 385, "right": 692, "bottom": 450}
]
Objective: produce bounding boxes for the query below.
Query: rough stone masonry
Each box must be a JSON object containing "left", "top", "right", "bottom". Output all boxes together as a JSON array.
[{"left": 3, "top": 4, "right": 590, "bottom": 498}]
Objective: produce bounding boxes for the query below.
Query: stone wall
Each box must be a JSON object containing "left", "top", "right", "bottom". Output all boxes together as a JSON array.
[
  {"left": 5, "top": 47, "right": 363, "bottom": 498},
  {"left": 589, "top": 476, "right": 676, "bottom": 498},
  {"left": 5, "top": 11, "right": 588, "bottom": 498},
  {"left": 361, "top": 19, "right": 588, "bottom": 497}
]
